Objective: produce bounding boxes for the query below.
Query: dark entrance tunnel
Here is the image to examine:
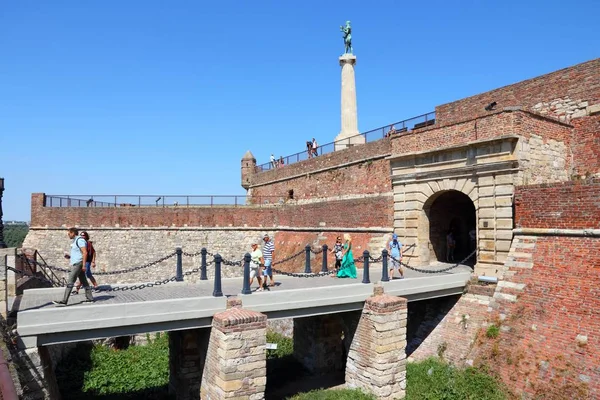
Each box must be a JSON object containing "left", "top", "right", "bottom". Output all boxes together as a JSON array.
[{"left": 425, "top": 190, "right": 476, "bottom": 265}]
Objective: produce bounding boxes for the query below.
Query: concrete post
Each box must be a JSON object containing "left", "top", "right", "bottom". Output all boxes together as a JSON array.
[
  {"left": 335, "top": 54, "right": 364, "bottom": 151},
  {"left": 201, "top": 298, "right": 267, "bottom": 399},
  {"left": 345, "top": 284, "right": 408, "bottom": 399}
]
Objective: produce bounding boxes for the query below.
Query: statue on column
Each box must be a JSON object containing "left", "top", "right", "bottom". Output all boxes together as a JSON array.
[{"left": 340, "top": 21, "right": 353, "bottom": 54}]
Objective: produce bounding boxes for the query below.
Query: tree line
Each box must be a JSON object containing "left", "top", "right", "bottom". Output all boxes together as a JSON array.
[{"left": 3, "top": 224, "right": 28, "bottom": 248}]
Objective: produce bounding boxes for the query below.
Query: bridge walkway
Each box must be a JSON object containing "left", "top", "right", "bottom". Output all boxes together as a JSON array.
[{"left": 16, "top": 262, "right": 472, "bottom": 348}]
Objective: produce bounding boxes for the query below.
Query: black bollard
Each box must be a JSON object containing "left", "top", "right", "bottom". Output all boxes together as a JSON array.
[
  {"left": 362, "top": 250, "right": 370, "bottom": 284},
  {"left": 304, "top": 244, "right": 311, "bottom": 273},
  {"left": 213, "top": 254, "right": 223, "bottom": 297},
  {"left": 200, "top": 248, "right": 208, "bottom": 280},
  {"left": 321, "top": 244, "right": 328, "bottom": 273},
  {"left": 175, "top": 247, "right": 183, "bottom": 282},
  {"left": 242, "top": 253, "right": 252, "bottom": 295},
  {"left": 381, "top": 249, "right": 390, "bottom": 282}
]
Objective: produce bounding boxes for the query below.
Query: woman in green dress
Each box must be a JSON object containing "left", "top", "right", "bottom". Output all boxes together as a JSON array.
[{"left": 336, "top": 234, "right": 357, "bottom": 279}]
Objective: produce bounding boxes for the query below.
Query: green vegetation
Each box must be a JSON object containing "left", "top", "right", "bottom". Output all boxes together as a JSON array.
[
  {"left": 288, "top": 389, "right": 376, "bottom": 399},
  {"left": 56, "top": 331, "right": 507, "bottom": 400},
  {"left": 486, "top": 324, "right": 501, "bottom": 339},
  {"left": 3, "top": 224, "right": 28, "bottom": 248},
  {"left": 56, "top": 334, "right": 172, "bottom": 400}
]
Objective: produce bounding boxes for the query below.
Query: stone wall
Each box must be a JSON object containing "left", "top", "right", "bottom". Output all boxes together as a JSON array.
[
  {"left": 514, "top": 179, "right": 600, "bottom": 229},
  {"left": 435, "top": 58, "right": 600, "bottom": 126},
  {"left": 22, "top": 229, "right": 391, "bottom": 284}
]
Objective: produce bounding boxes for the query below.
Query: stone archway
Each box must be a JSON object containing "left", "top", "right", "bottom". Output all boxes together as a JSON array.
[{"left": 423, "top": 190, "right": 476, "bottom": 265}]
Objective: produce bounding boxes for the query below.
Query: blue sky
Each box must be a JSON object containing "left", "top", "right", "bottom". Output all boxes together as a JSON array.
[{"left": 1, "top": 0, "right": 599, "bottom": 221}]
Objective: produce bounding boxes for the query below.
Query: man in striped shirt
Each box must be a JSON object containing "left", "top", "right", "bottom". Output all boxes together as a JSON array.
[{"left": 262, "top": 233, "right": 275, "bottom": 287}]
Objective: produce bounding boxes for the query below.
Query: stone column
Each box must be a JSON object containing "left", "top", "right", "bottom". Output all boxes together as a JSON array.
[
  {"left": 346, "top": 285, "right": 408, "bottom": 400},
  {"left": 335, "top": 54, "right": 364, "bottom": 151},
  {"left": 169, "top": 328, "right": 210, "bottom": 400},
  {"left": 201, "top": 298, "right": 267, "bottom": 400},
  {"left": 293, "top": 314, "right": 344, "bottom": 374}
]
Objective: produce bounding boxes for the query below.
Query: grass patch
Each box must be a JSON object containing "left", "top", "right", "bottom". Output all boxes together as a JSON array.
[
  {"left": 288, "top": 389, "right": 376, "bottom": 399},
  {"left": 56, "top": 334, "right": 172, "bottom": 400},
  {"left": 486, "top": 324, "right": 500, "bottom": 339},
  {"left": 406, "top": 357, "right": 506, "bottom": 400}
]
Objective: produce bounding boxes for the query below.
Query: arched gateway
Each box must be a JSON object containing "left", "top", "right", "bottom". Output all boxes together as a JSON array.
[{"left": 390, "top": 137, "right": 520, "bottom": 277}]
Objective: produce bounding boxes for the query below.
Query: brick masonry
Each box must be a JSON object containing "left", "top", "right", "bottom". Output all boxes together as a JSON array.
[
  {"left": 345, "top": 286, "right": 408, "bottom": 400},
  {"left": 514, "top": 179, "right": 600, "bottom": 229},
  {"left": 200, "top": 300, "right": 267, "bottom": 400},
  {"left": 435, "top": 58, "right": 600, "bottom": 126}
]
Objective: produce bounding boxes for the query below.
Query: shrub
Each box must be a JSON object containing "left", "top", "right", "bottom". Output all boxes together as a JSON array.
[
  {"left": 486, "top": 324, "right": 500, "bottom": 339},
  {"left": 266, "top": 331, "right": 293, "bottom": 359}
]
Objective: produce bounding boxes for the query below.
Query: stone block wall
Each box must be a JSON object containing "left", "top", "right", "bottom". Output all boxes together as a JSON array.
[
  {"left": 200, "top": 301, "right": 267, "bottom": 400},
  {"left": 435, "top": 58, "right": 600, "bottom": 126},
  {"left": 293, "top": 315, "right": 345, "bottom": 374},
  {"left": 345, "top": 286, "right": 408, "bottom": 400}
]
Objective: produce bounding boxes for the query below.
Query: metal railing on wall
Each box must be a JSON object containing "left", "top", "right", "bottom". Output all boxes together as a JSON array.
[
  {"left": 44, "top": 195, "right": 284, "bottom": 208},
  {"left": 256, "top": 112, "right": 435, "bottom": 171}
]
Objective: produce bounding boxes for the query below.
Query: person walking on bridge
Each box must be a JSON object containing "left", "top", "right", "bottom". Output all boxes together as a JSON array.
[
  {"left": 53, "top": 227, "right": 94, "bottom": 306},
  {"left": 74, "top": 231, "right": 99, "bottom": 293},
  {"left": 249, "top": 240, "right": 265, "bottom": 292},
  {"left": 262, "top": 233, "right": 275, "bottom": 287},
  {"left": 335, "top": 234, "right": 357, "bottom": 279},
  {"left": 389, "top": 233, "right": 404, "bottom": 279}
]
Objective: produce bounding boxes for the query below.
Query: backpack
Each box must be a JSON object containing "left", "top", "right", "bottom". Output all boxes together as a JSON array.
[{"left": 86, "top": 241, "right": 95, "bottom": 262}]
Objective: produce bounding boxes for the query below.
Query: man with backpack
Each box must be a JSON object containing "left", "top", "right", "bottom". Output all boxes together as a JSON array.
[
  {"left": 74, "top": 231, "right": 99, "bottom": 293},
  {"left": 388, "top": 233, "right": 404, "bottom": 279},
  {"left": 53, "top": 227, "right": 94, "bottom": 306}
]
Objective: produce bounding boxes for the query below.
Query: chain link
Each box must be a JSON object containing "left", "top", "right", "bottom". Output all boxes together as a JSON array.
[
  {"left": 309, "top": 247, "right": 324, "bottom": 255},
  {"left": 392, "top": 250, "right": 476, "bottom": 274},
  {"left": 273, "top": 249, "right": 305, "bottom": 266},
  {"left": 270, "top": 267, "right": 336, "bottom": 278}
]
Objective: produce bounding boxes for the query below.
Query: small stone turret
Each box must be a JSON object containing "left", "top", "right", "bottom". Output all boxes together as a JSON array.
[{"left": 241, "top": 150, "right": 256, "bottom": 190}]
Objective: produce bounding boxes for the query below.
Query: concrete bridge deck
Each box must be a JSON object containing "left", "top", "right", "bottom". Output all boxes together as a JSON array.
[{"left": 16, "top": 263, "right": 472, "bottom": 348}]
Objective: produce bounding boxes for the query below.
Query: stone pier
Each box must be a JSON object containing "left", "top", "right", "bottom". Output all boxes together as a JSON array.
[
  {"left": 346, "top": 285, "right": 408, "bottom": 399},
  {"left": 200, "top": 298, "right": 267, "bottom": 400},
  {"left": 335, "top": 53, "right": 363, "bottom": 150}
]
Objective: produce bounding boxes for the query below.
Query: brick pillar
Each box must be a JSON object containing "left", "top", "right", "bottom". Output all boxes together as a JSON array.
[
  {"left": 201, "top": 298, "right": 267, "bottom": 399},
  {"left": 169, "top": 328, "right": 210, "bottom": 400},
  {"left": 293, "top": 314, "right": 344, "bottom": 374},
  {"left": 346, "top": 285, "right": 408, "bottom": 400}
]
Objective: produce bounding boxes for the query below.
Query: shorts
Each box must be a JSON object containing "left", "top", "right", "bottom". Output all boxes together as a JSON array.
[
  {"left": 391, "top": 258, "right": 401, "bottom": 269},
  {"left": 263, "top": 259, "right": 272, "bottom": 277},
  {"left": 84, "top": 262, "right": 94, "bottom": 279},
  {"left": 335, "top": 259, "right": 342, "bottom": 269},
  {"left": 250, "top": 268, "right": 258, "bottom": 279}
]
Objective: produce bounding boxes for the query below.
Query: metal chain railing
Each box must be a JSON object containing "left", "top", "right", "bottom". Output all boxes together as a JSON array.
[
  {"left": 393, "top": 249, "right": 476, "bottom": 274},
  {"left": 18, "top": 252, "right": 178, "bottom": 276},
  {"left": 270, "top": 267, "right": 336, "bottom": 278},
  {"left": 273, "top": 249, "right": 305, "bottom": 266}
]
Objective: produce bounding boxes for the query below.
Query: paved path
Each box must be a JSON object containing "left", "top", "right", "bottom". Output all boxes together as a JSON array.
[
  {"left": 18, "top": 262, "right": 471, "bottom": 311},
  {"left": 17, "top": 262, "right": 473, "bottom": 348}
]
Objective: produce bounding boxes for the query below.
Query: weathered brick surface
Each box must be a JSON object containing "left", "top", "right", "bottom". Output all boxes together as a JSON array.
[
  {"left": 201, "top": 307, "right": 267, "bottom": 399},
  {"left": 346, "top": 292, "right": 408, "bottom": 399},
  {"left": 571, "top": 115, "right": 600, "bottom": 176},
  {"left": 250, "top": 138, "right": 391, "bottom": 188},
  {"left": 472, "top": 236, "right": 600, "bottom": 398},
  {"left": 435, "top": 58, "right": 600, "bottom": 126},
  {"left": 30, "top": 193, "right": 392, "bottom": 229},
  {"left": 514, "top": 179, "right": 600, "bottom": 229}
]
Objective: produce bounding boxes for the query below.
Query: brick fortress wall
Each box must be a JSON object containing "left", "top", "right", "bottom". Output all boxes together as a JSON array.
[
  {"left": 435, "top": 58, "right": 600, "bottom": 126},
  {"left": 469, "top": 180, "right": 600, "bottom": 398}
]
